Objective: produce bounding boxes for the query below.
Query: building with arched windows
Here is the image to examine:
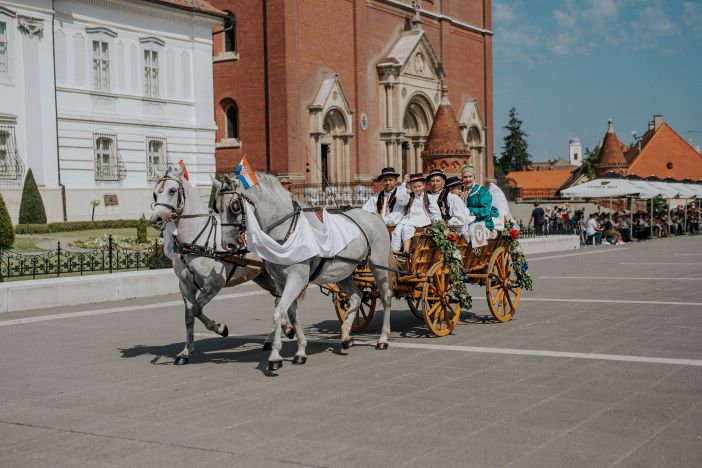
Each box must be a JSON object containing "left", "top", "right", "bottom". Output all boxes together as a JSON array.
[{"left": 210, "top": 0, "right": 493, "bottom": 184}]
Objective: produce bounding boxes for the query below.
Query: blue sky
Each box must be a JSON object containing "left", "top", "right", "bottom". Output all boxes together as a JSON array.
[{"left": 492, "top": 0, "right": 702, "bottom": 162}]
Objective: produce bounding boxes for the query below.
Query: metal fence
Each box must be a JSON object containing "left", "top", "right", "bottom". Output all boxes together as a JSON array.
[
  {"left": 289, "top": 182, "right": 374, "bottom": 208},
  {"left": 515, "top": 220, "right": 580, "bottom": 239},
  {"left": 0, "top": 235, "right": 171, "bottom": 281}
]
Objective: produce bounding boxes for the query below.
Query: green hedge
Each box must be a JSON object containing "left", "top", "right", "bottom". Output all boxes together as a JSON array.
[
  {"left": 15, "top": 219, "right": 141, "bottom": 234},
  {"left": 0, "top": 193, "right": 15, "bottom": 248},
  {"left": 18, "top": 169, "right": 47, "bottom": 225}
]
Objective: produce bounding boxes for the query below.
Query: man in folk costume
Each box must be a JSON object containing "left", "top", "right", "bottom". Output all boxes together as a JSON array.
[
  {"left": 460, "top": 164, "right": 498, "bottom": 231},
  {"left": 426, "top": 169, "right": 474, "bottom": 228},
  {"left": 362, "top": 167, "right": 408, "bottom": 226},
  {"left": 391, "top": 173, "right": 441, "bottom": 253}
]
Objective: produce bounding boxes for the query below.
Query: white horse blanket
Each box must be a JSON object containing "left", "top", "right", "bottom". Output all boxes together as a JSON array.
[{"left": 244, "top": 202, "right": 360, "bottom": 265}]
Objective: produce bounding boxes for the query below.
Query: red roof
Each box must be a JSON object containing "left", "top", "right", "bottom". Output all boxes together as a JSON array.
[
  {"left": 626, "top": 123, "right": 702, "bottom": 180},
  {"left": 422, "top": 89, "right": 468, "bottom": 158},
  {"left": 505, "top": 168, "right": 574, "bottom": 190}
]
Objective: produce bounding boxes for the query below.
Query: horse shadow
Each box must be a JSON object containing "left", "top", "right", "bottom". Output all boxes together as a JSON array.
[{"left": 118, "top": 334, "right": 333, "bottom": 371}]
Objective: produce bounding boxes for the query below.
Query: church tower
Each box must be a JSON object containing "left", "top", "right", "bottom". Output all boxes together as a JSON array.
[{"left": 569, "top": 136, "right": 582, "bottom": 167}]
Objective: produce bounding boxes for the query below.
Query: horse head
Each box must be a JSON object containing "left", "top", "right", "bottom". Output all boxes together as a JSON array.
[
  {"left": 216, "top": 175, "right": 248, "bottom": 252},
  {"left": 150, "top": 165, "right": 185, "bottom": 230}
]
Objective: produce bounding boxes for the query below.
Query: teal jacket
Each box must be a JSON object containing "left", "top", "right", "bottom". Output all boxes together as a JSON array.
[{"left": 466, "top": 184, "right": 499, "bottom": 230}]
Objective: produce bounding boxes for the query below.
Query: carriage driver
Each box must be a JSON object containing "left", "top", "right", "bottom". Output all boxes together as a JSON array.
[
  {"left": 362, "top": 167, "right": 409, "bottom": 226},
  {"left": 426, "top": 169, "right": 474, "bottom": 228}
]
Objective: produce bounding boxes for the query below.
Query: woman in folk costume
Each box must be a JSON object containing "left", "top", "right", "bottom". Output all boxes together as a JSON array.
[
  {"left": 391, "top": 173, "right": 441, "bottom": 253},
  {"left": 361, "top": 167, "right": 408, "bottom": 226},
  {"left": 460, "top": 164, "right": 498, "bottom": 230}
]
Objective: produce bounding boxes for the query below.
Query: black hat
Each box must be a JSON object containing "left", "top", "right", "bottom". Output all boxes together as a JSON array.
[
  {"left": 426, "top": 169, "right": 447, "bottom": 181},
  {"left": 407, "top": 173, "right": 426, "bottom": 184},
  {"left": 445, "top": 176, "right": 461, "bottom": 189},
  {"left": 376, "top": 167, "right": 400, "bottom": 181}
]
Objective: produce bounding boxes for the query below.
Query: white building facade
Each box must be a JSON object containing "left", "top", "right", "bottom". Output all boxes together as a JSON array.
[{"left": 0, "top": 0, "right": 224, "bottom": 222}]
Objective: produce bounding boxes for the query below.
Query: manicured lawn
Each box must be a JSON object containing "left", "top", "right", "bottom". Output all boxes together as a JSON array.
[{"left": 9, "top": 227, "right": 162, "bottom": 253}]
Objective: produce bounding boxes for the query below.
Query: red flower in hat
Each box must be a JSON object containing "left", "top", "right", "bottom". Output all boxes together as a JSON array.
[{"left": 510, "top": 228, "right": 519, "bottom": 240}]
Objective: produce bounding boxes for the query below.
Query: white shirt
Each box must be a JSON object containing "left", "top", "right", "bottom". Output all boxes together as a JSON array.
[
  {"left": 362, "top": 185, "right": 409, "bottom": 226},
  {"left": 398, "top": 189, "right": 441, "bottom": 227},
  {"left": 585, "top": 218, "right": 599, "bottom": 236},
  {"left": 430, "top": 192, "right": 475, "bottom": 227}
]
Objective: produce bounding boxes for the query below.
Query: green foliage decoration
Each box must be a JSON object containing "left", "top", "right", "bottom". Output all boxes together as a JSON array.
[
  {"left": 426, "top": 221, "right": 472, "bottom": 310},
  {"left": 18, "top": 169, "right": 47, "bottom": 225},
  {"left": 501, "top": 219, "right": 533, "bottom": 290},
  {"left": 0, "top": 193, "right": 15, "bottom": 249}
]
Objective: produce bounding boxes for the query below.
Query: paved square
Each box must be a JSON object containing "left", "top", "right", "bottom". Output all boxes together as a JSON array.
[{"left": 1, "top": 236, "right": 701, "bottom": 467}]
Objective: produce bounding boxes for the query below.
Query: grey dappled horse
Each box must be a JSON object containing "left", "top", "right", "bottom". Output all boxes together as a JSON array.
[
  {"left": 215, "top": 173, "right": 396, "bottom": 371},
  {"left": 149, "top": 166, "right": 298, "bottom": 365}
]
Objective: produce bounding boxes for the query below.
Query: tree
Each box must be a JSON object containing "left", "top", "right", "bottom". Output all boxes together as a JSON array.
[
  {"left": 89, "top": 199, "right": 100, "bottom": 221},
  {"left": 0, "top": 193, "right": 15, "bottom": 249},
  {"left": 580, "top": 144, "right": 600, "bottom": 180},
  {"left": 18, "top": 169, "right": 47, "bottom": 225},
  {"left": 499, "top": 108, "right": 532, "bottom": 173},
  {"left": 136, "top": 215, "right": 148, "bottom": 243}
]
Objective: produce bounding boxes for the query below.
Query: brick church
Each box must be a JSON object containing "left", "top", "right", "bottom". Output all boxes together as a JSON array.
[{"left": 208, "top": 0, "right": 494, "bottom": 184}]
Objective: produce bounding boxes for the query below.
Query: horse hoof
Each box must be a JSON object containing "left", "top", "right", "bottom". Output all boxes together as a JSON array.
[
  {"left": 285, "top": 328, "right": 296, "bottom": 340},
  {"left": 292, "top": 356, "right": 307, "bottom": 365},
  {"left": 262, "top": 342, "right": 273, "bottom": 351},
  {"left": 220, "top": 325, "right": 229, "bottom": 337},
  {"left": 375, "top": 342, "right": 389, "bottom": 351},
  {"left": 268, "top": 360, "right": 283, "bottom": 371},
  {"left": 341, "top": 339, "right": 354, "bottom": 350},
  {"left": 174, "top": 356, "right": 189, "bottom": 365}
]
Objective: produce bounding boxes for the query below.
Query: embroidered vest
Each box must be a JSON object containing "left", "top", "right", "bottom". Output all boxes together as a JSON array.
[{"left": 376, "top": 188, "right": 397, "bottom": 215}]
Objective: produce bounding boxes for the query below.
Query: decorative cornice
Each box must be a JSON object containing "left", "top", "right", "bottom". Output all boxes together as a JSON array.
[
  {"left": 86, "top": 26, "right": 117, "bottom": 37},
  {"left": 75, "top": 0, "right": 224, "bottom": 29},
  {"left": 139, "top": 36, "right": 165, "bottom": 46},
  {"left": 0, "top": 6, "right": 16, "bottom": 18}
]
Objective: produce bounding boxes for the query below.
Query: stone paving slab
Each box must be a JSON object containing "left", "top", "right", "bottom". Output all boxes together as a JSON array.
[{"left": 0, "top": 236, "right": 701, "bottom": 467}]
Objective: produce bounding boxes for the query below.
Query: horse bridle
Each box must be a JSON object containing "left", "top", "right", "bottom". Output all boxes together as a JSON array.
[{"left": 152, "top": 173, "right": 187, "bottom": 219}]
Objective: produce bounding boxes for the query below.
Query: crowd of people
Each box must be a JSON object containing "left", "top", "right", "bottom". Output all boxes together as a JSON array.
[
  {"left": 359, "top": 166, "right": 516, "bottom": 253},
  {"left": 580, "top": 205, "right": 700, "bottom": 245}
]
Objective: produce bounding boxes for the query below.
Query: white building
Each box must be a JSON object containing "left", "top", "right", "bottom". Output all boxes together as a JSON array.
[
  {"left": 0, "top": 0, "right": 225, "bottom": 223},
  {"left": 569, "top": 136, "right": 582, "bottom": 167}
]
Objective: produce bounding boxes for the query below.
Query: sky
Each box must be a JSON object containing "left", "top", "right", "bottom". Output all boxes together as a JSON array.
[{"left": 492, "top": 0, "right": 702, "bottom": 162}]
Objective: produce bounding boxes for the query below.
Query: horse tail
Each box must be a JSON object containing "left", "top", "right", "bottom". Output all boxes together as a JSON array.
[{"left": 386, "top": 249, "right": 400, "bottom": 285}]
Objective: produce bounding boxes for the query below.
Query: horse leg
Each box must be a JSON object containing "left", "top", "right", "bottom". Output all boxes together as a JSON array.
[
  {"left": 192, "top": 280, "right": 229, "bottom": 337},
  {"left": 337, "top": 277, "right": 362, "bottom": 349},
  {"left": 268, "top": 275, "right": 307, "bottom": 371},
  {"left": 288, "top": 299, "right": 307, "bottom": 365},
  {"left": 370, "top": 251, "right": 394, "bottom": 351},
  {"left": 175, "top": 282, "right": 197, "bottom": 365},
  {"left": 263, "top": 296, "right": 295, "bottom": 351}
]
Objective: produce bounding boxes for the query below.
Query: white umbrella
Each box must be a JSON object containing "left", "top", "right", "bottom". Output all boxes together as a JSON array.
[{"left": 560, "top": 179, "right": 641, "bottom": 198}]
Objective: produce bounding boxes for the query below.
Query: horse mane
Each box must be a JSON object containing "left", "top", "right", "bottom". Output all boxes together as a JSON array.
[{"left": 244, "top": 172, "right": 293, "bottom": 208}]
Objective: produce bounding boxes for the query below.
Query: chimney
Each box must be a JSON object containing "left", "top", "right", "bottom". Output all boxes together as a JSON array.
[
  {"left": 653, "top": 114, "right": 663, "bottom": 131},
  {"left": 695, "top": 145, "right": 701, "bottom": 154},
  {"left": 648, "top": 121, "right": 654, "bottom": 131}
]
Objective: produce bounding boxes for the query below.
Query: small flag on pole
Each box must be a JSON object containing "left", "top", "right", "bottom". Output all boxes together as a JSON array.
[
  {"left": 178, "top": 160, "right": 189, "bottom": 181},
  {"left": 234, "top": 155, "right": 258, "bottom": 189}
]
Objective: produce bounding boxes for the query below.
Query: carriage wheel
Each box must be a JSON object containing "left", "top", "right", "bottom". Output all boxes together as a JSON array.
[
  {"left": 486, "top": 246, "right": 522, "bottom": 322},
  {"left": 406, "top": 296, "right": 423, "bottom": 319},
  {"left": 421, "top": 261, "right": 461, "bottom": 337},
  {"left": 334, "top": 289, "right": 376, "bottom": 332}
]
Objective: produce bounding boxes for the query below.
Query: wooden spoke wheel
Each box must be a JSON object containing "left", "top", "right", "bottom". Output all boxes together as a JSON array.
[
  {"left": 334, "top": 288, "right": 376, "bottom": 332},
  {"left": 485, "top": 246, "right": 522, "bottom": 322},
  {"left": 406, "top": 296, "right": 423, "bottom": 319},
  {"left": 421, "top": 261, "right": 461, "bottom": 337}
]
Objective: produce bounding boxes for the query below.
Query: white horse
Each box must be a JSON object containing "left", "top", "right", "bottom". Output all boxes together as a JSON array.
[
  {"left": 216, "top": 173, "right": 396, "bottom": 371},
  {"left": 149, "top": 166, "right": 297, "bottom": 365}
]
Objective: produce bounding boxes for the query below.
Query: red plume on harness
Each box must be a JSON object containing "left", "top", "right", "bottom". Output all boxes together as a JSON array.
[{"left": 178, "top": 160, "right": 189, "bottom": 181}]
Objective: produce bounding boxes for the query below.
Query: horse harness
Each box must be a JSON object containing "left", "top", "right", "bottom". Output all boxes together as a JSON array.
[{"left": 153, "top": 173, "right": 260, "bottom": 291}]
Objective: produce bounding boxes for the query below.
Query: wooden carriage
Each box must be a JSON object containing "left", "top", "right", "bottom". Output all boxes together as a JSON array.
[{"left": 325, "top": 230, "right": 522, "bottom": 337}]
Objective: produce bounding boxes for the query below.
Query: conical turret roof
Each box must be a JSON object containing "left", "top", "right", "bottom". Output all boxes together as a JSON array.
[
  {"left": 595, "top": 119, "right": 629, "bottom": 176},
  {"left": 422, "top": 87, "right": 468, "bottom": 159}
]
